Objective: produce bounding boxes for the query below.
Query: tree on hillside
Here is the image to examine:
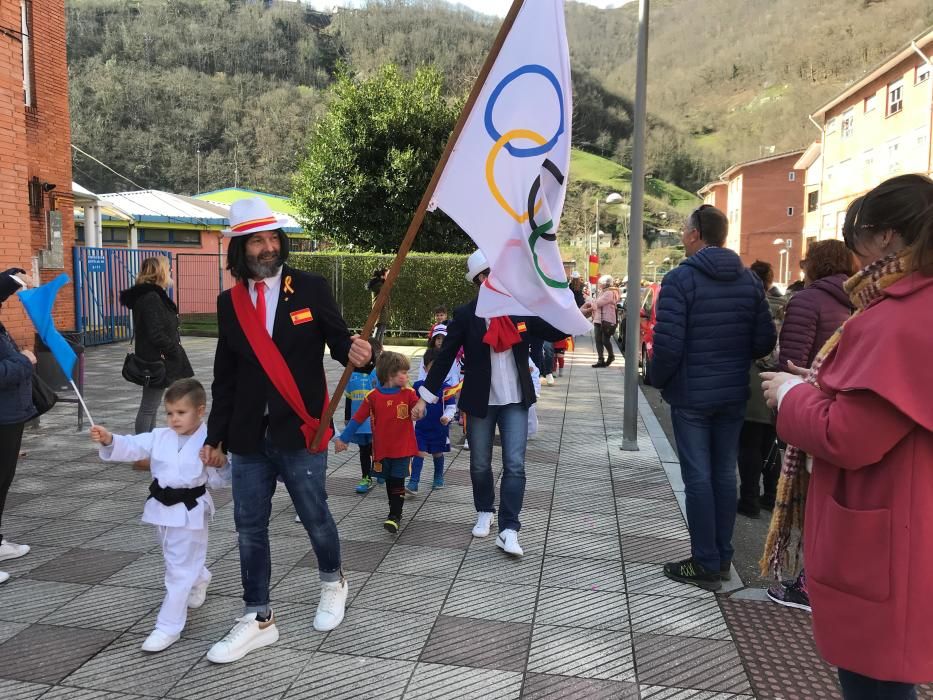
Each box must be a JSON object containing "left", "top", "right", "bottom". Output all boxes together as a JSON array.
[{"left": 292, "top": 65, "right": 469, "bottom": 253}]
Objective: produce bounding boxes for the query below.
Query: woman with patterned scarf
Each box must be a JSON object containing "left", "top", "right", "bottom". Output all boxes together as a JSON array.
[{"left": 761, "top": 174, "right": 933, "bottom": 699}]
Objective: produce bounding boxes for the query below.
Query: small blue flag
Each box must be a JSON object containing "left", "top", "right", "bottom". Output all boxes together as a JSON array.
[{"left": 17, "top": 273, "right": 77, "bottom": 382}]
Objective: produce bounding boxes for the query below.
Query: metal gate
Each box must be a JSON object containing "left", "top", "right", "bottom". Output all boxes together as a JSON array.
[{"left": 73, "top": 246, "right": 172, "bottom": 346}]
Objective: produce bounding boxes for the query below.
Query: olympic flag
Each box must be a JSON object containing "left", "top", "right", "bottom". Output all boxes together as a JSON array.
[{"left": 428, "top": 0, "right": 591, "bottom": 335}]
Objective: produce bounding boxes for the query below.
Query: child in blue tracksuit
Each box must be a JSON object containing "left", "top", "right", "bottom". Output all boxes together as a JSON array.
[
  {"left": 345, "top": 343, "right": 381, "bottom": 493},
  {"left": 408, "top": 349, "right": 457, "bottom": 494}
]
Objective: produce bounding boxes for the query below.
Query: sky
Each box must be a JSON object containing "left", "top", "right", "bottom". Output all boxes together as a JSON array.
[{"left": 302, "top": 1, "right": 633, "bottom": 16}]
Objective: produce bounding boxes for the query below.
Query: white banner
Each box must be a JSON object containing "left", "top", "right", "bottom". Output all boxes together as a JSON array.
[{"left": 429, "top": 0, "right": 590, "bottom": 336}]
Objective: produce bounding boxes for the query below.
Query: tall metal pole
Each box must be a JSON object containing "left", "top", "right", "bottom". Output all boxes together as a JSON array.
[{"left": 622, "top": 0, "right": 650, "bottom": 451}]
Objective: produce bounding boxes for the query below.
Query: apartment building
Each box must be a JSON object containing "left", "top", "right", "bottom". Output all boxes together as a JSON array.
[{"left": 809, "top": 27, "right": 933, "bottom": 242}]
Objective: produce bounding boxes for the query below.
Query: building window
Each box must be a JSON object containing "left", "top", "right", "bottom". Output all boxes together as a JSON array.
[
  {"left": 807, "top": 191, "right": 819, "bottom": 212},
  {"left": 888, "top": 140, "right": 903, "bottom": 174},
  {"left": 825, "top": 117, "right": 838, "bottom": 133},
  {"left": 787, "top": 207, "right": 795, "bottom": 217},
  {"left": 888, "top": 80, "right": 904, "bottom": 116},
  {"left": 841, "top": 109, "right": 855, "bottom": 139},
  {"left": 864, "top": 94, "right": 878, "bottom": 113},
  {"left": 788, "top": 171, "right": 796, "bottom": 182},
  {"left": 20, "top": 0, "right": 34, "bottom": 107},
  {"left": 103, "top": 228, "right": 129, "bottom": 244},
  {"left": 917, "top": 63, "right": 931, "bottom": 85},
  {"left": 822, "top": 213, "right": 834, "bottom": 233},
  {"left": 138, "top": 228, "right": 201, "bottom": 246}
]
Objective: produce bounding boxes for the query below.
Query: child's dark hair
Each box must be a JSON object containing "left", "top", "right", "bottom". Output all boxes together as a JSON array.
[
  {"left": 357, "top": 338, "right": 382, "bottom": 374},
  {"left": 164, "top": 378, "right": 207, "bottom": 407},
  {"left": 375, "top": 351, "right": 410, "bottom": 385},
  {"left": 422, "top": 348, "right": 438, "bottom": 368},
  {"left": 433, "top": 305, "right": 448, "bottom": 315},
  {"left": 428, "top": 333, "right": 445, "bottom": 350}
]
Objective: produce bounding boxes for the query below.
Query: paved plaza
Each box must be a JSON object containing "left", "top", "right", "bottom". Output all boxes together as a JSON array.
[{"left": 1, "top": 336, "right": 929, "bottom": 699}]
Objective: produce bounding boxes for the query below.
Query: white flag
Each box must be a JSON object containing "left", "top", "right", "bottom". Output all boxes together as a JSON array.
[{"left": 429, "top": 0, "right": 590, "bottom": 336}]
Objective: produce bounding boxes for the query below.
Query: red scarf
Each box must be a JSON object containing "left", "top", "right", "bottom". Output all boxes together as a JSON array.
[
  {"left": 483, "top": 316, "right": 523, "bottom": 353},
  {"left": 231, "top": 282, "right": 332, "bottom": 453}
]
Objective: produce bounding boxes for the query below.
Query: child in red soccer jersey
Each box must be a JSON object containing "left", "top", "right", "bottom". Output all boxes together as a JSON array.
[{"left": 334, "top": 351, "right": 419, "bottom": 534}]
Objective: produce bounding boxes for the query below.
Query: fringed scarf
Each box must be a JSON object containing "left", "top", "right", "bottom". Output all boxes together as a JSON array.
[{"left": 760, "top": 252, "right": 909, "bottom": 579}]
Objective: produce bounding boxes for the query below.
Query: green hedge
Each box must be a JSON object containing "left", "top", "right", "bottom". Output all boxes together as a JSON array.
[{"left": 288, "top": 251, "right": 475, "bottom": 333}]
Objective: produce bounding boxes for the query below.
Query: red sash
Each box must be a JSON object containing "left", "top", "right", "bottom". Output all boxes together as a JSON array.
[{"left": 231, "top": 283, "right": 332, "bottom": 453}]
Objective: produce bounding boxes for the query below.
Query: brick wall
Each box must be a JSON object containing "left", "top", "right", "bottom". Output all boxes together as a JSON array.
[{"left": 0, "top": 0, "right": 75, "bottom": 347}]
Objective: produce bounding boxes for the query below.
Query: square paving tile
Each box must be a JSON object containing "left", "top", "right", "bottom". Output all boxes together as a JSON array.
[
  {"left": 40, "top": 585, "right": 163, "bottom": 632},
  {"left": 62, "top": 633, "right": 204, "bottom": 696},
  {"left": 355, "top": 572, "right": 451, "bottom": 616},
  {"left": 639, "top": 686, "right": 754, "bottom": 699},
  {"left": 620, "top": 536, "right": 691, "bottom": 565},
  {"left": 421, "top": 615, "right": 531, "bottom": 672},
  {"left": 0, "top": 624, "right": 119, "bottom": 684},
  {"left": 441, "top": 579, "right": 537, "bottom": 624},
  {"left": 319, "top": 607, "right": 435, "bottom": 661},
  {"left": 616, "top": 496, "right": 685, "bottom": 521},
  {"left": 404, "top": 662, "right": 523, "bottom": 700},
  {"left": 40, "top": 688, "right": 154, "bottom": 700},
  {"left": 272, "top": 567, "right": 369, "bottom": 607},
  {"left": 167, "top": 643, "right": 310, "bottom": 699},
  {"left": 526, "top": 624, "right": 635, "bottom": 682},
  {"left": 547, "top": 510, "right": 617, "bottom": 534},
  {"left": 376, "top": 545, "right": 465, "bottom": 579},
  {"left": 284, "top": 652, "right": 414, "bottom": 700},
  {"left": 397, "top": 520, "right": 473, "bottom": 550},
  {"left": 0, "top": 544, "right": 71, "bottom": 579},
  {"left": 28, "top": 549, "right": 142, "bottom": 585},
  {"left": 0, "top": 579, "right": 89, "bottom": 623},
  {"left": 544, "top": 530, "right": 621, "bottom": 561},
  {"left": 611, "top": 481, "right": 674, "bottom": 500},
  {"left": 541, "top": 555, "right": 626, "bottom": 592},
  {"left": 456, "top": 547, "right": 542, "bottom": 587},
  {"left": 83, "top": 524, "right": 161, "bottom": 553},
  {"left": 628, "top": 594, "right": 730, "bottom": 640},
  {"left": 522, "top": 673, "right": 639, "bottom": 699},
  {"left": 0, "top": 678, "right": 49, "bottom": 700},
  {"left": 534, "top": 586, "right": 630, "bottom": 630},
  {"left": 634, "top": 634, "right": 751, "bottom": 694},
  {"left": 410, "top": 501, "right": 478, "bottom": 524}
]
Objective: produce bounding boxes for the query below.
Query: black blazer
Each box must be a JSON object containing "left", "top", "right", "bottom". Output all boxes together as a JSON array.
[
  {"left": 206, "top": 266, "right": 353, "bottom": 453},
  {"left": 424, "top": 298, "right": 566, "bottom": 418}
]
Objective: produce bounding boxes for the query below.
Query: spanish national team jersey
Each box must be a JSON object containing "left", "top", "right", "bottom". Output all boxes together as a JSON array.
[{"left": 339, "top": 386, "right": 419, "bottom": 461}]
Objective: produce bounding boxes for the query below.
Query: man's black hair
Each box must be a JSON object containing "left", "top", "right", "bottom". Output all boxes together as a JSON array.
[{"left": 226, "top": 230, "right": 290, "bottom": 281}]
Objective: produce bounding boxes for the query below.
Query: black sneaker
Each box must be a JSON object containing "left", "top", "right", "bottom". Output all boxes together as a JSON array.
[
  {"left": 383, "top": 516, "right": 400, "bottom": 534},
  {"left": 720, "top": 561, "right": 732, "bottom": 581},
  {"left": 759, "top": 494, "right": 776, "bottom": 511},
  {"left": 663, "top": 558, "right": 722, "bottom": 591},
  {"left": 592, "top": 361, "right": 606, "bottom": 368},
  {"left": 766, "top": 579, "right": 811, "bottom": 612},
  {"left": 605, "top": 355, "right": 615, "bottom": 366},
  {"left": 736, "top": 499, "right": 761, "bottom": 519}
]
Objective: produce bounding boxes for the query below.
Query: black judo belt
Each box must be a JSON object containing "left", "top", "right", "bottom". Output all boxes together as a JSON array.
[{"left": 147, "top": 480, "right": 206, "bottom": 511}]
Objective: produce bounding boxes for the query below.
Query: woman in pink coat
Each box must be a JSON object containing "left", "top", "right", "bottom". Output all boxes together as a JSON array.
[
  {"left": 582, "top": 274, "right": 620, "bottom": 368},
  {"left": 763, "top": 175, "right": 933, "bottom": 699}
]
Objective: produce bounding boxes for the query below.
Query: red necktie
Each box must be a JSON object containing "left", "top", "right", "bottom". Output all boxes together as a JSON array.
[{"left": 254, "top": 280, "right": 267, "bottom": 330}]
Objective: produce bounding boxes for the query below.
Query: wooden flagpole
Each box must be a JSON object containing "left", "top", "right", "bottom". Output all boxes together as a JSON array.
[{"left": 312, "top": 0, "right": 528, "bottom": 450}]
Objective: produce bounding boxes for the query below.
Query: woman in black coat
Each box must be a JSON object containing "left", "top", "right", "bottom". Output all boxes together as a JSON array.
[
  {"left": 0, "top": 268, "right": 36, "bottom": 583},
  {"left": 120, "top": 256, "right": 192, "bottom": 433}
]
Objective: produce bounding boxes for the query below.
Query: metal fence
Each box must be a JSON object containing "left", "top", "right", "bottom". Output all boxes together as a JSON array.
[
  {"left": 74, "top": 246, "right": 173, "bottom": 346},
  {"left": 175, "top": 253, "right": 235, "bottom": 315}
]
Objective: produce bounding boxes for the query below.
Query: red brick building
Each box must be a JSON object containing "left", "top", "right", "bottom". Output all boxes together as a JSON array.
[{"left": 0, "top": 0, "right": 75, "bottom": 346}]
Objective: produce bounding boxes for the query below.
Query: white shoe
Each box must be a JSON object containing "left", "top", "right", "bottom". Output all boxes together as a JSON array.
[
  {"left": 0, "top": 540, "right": 30, "bottom": 562},
  {"left": 496, "top": 529, "right": 524, "bottom": 557},
  {"left": 313, "top": 578, "right": 348, "bottom": 632},
  {"left": 141, "top": 629, "right": 180, "bottom": 653},
  {"left": 295, "top": 515, "right": 301, "bottom": 523},
  {"left": 206, "top": 612, "right": 279, "bottom": 664},
  {"left": 187, "top": 580, "right": 210, "bottom": 609},
  {"left": 546, "top": 374, "right": 555, "bottom": 386},
  {"left": 0, "top": 571, "right": 9, "bottom": 584},
  {"left": 463, "top": 439, "right": 470, "bottom": 450},
  {"left": 472, "top": 512, "right": 494, "bottom": 538}
]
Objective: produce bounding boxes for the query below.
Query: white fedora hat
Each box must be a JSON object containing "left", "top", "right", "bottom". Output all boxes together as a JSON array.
[
  {"left": 223, "top": 197, "right": 290, "bottom": 237},
  {"left": 465, "top": 250, "right": 490, "bottom": 284}
]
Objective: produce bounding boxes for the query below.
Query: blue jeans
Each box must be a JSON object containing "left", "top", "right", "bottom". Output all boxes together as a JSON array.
[
  {"left": 670, "top": 404, "right": 745, "bottom": 571},
  {"left": 466, "top": 403, "right": 529, "bottom": 532},
  {"left": 231, "top": 436, "right": 341, "bottom": 615}
]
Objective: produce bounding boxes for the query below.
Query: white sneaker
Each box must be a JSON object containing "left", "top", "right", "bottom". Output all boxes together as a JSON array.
[
  {"left": 187, "top": 580, "right": 210, "bottom": 609},
  {"left": 0, "top": 571, "right": 9, "bottom": 585},
  {"left": 463, "top": 439, "right": 470, "bottom": 450},
  {"left": 295, "top": 514, "right": 301, "bottom": 523},
  {"left": 313, "top": 578, "right": 348, "bottom": 632},
  {"left": 546, "top": 374, "right": 555, "bottom": 386},
  {"left": 0, "top": 540, "right": 30, "bottom": 562},
  {"left": 206, "top": 612, "right": 279, "bottom": 664},
  {"left": 472, "top": 512, "right": 494, "bottom": 538},
  {"left": 141, "top": 629, "right": 180, "bottom": 653},
  {"left": 496, "top": 529, "right": 524, "bottom": 557}
]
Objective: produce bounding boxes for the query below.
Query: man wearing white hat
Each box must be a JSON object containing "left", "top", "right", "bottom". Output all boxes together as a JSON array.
[
  {"left": 201, "top": 198, "right": 372, "bottom": 663},
  {"left": 412, "top": 251, "right": 566, "bottom": 556}
]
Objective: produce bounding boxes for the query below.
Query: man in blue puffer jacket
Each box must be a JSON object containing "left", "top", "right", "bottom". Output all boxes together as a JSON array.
[{"left": 649, "top": 205, "right": 776, "bottom": 591}]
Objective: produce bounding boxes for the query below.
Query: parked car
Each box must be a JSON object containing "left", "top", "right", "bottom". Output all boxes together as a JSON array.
[{"left": 617, "top": 283, "right": 660, "bottom": 376}]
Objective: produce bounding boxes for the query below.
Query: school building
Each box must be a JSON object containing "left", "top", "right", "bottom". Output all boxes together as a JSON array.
[{"left": 0, "top": 0, "right": 76, "bottom": 346}]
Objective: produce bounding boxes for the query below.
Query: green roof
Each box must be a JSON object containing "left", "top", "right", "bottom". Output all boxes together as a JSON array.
[{"left": 195, "top": 188, "right": 298, "bottom": 217}]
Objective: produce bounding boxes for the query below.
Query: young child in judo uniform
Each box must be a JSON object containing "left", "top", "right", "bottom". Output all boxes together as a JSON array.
[{"left": 90, "top": 378, "right": 230, "bottom": 653}]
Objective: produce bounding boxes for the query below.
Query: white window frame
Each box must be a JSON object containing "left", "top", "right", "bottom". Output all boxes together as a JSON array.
[
  {"left": 917, "top": 62, "right": 931, "bottom": 85},
  {"left": 787, "top": 207, "right": 795, "bottom": 217},
  {"left": 788, "top": 171, "right": 796, "bottom": 182},
  {"left": 888, "top": 80, "right": 904, "bottom": 116},
  {"left": 864, "top": 94, "right": 878, "bottom": 113},
  {"left": 21, "top": 0, "right": 33, "bottom": 108},
  {"left": 841, "top": 109, "right": 855, "bottom": 139}
]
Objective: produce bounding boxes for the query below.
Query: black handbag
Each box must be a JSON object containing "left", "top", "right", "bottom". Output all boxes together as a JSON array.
[
  {"left": 121, "top": 331, "right": 166, "bottom": 388},
  {"left": 31, "top": 373, "right": 58, "bottom": 417}
]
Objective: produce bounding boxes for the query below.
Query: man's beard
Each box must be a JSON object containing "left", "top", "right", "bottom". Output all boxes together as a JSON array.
[{"left": 246, "top": 252, "right": 283, "bottom": 280}]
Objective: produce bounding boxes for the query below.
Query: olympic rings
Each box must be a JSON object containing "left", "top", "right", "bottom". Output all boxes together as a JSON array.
[
  {"left": 485, "top": 129, "right": 547, "bottom": 224},
  {"left": 484, "top": 65, "right": 565, "bottom": 158}
]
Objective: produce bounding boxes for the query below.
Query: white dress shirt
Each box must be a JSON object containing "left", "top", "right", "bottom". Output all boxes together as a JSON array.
[
  {"left": 248, "top": 267, "right": 282, "bottom": 337},
  {"left": 486, "top": 320, "right": 522, "bottom": 406}
]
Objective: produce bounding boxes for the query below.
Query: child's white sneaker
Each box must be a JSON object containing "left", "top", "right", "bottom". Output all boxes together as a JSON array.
[
  {"left": 0, "top": 571, "right": 9, "bottom": 585},
  {"left": 313, "top": 578, "right": 348, "bottom": 632},
  {"left": 472, "top": 512, "right": 494, "bottom": 538},
  {"left": 207, "top": 612, "right": 279, "bottom": 664},
  {"left": 141, "top": 629, "right": 180, "bottom": 652},
  {"left": 546, "top": 374, "right": 555, "bottom": 386},
  {"left": 187, "top": 580, "right": 210, "bottom": 609},
  {"left": 0, "top": 540, "right": 30, "bottom": 562}
]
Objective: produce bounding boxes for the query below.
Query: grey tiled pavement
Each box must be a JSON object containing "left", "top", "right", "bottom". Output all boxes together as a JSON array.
[{"left": 1, "top": 336, "right": 755, "bottom": 699}]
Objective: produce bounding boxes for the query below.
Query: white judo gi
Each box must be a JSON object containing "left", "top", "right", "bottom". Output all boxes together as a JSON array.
[{"left": 99, "top": 423, "right": 230, "bottom": 636}]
